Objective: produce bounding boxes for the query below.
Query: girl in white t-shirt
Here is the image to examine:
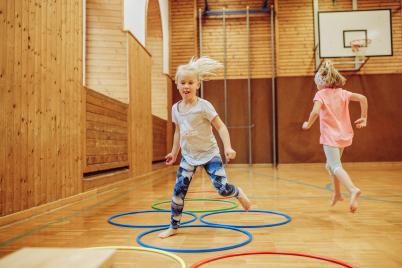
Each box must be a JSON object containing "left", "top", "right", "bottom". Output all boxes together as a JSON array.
[{"left": 159, "top": 57, "right": 251, "bottom": 238}]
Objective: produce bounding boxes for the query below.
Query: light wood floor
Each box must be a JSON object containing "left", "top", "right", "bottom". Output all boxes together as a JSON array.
[{"left": 0, "top": 163, "right": 401, "bottom": 267}]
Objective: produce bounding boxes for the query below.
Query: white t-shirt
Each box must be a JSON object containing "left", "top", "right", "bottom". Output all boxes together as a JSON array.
[{"left": 172, "top": 98, "right": 220, "bottom": 165}]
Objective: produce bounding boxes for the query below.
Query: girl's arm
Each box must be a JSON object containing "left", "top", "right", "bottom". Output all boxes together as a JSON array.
[
  {"left": 302, "top": 101, "right": 322, "bottom": 130},
  {"left": 165, "top": 123, "right": 180, "bottom": 165},
  {"left": 350, "top": 93, "right": 368, "bottom": 128},
  {"left": 211, "top": 116, "right": 236, "bottom": 162}
]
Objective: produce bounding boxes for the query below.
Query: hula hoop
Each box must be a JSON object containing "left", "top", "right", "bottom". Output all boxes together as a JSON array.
[
  {"left": 87, "top": 246, "right": 186, "bottom": 268},
  {"left": 190, "top": 251, "right": 355, "bottom": 268},
  {"left": 151, "top": 198, "right": 238, "bottom": 213},
  {"left": 108, "top": 210, "right": 197, "bottom": 228},
  {"left": 187, "top": 190, "right": 232, "bottom": 199},
  {"left": 136, "top": 224, "right": 252, "bottom": 253},
  {"left": 199, "top": 209, "right": 291, "bottom": 228}
]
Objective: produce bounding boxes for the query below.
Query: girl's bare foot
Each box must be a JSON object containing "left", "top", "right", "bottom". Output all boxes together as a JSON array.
[
  {"left": 158, "top": 228, "right": 178, "bottom": 239},
  {"left": 330, "top": 194, "right": 344, "bottom": 206},
  {"left": 349, "top": 188, "right": 361, "bottom": 213},
  {"left": 237, "top": 187, "right": 251, "bottom": 211}
]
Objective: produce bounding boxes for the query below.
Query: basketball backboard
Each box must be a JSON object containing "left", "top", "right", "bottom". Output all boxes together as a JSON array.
[{"left": 318, "top": 9, "right": 393, "bottom": 58}]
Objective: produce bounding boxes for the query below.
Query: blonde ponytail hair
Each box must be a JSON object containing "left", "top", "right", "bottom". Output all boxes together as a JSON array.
[
  {"left": 175, "top": 56, "right": 223, "bottom": 84},
  {"left": 316, "top": 60, "right": 346, "bottom": 88}
]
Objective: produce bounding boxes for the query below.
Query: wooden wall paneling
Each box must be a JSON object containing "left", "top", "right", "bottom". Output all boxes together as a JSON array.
[
  {"left": 32, "top": 0, "right": 42, "bottom": 207},
  {"left": 196, "top": 0, "right": 266, "bottom": 10},
  {"left": 227, "top": 79, "right": 250, "bottom": 163},
  {"left": 152, "top": 115, "right": 167, "bottom": 162},
  {"left": 49, "top": 0, "right": 56, "bottom": 203},
  {"left": 1, "top": 0, "right": 84, "bottom": 217},
  {"left": 38, "top": 0, "right": 47, "bottom": 207},
  {"left": 128, "top": 33, "right": 152, "bottom": 176},
  {"left": 170, "top": 0, "right": 197, "bottom": 75},
  {"left": 21, "top": 0, "right": 30, "bottom": 210},
  {"left": 343, "top": 74, "right": 402, "bottom": 161},
  {"left": 82, "top": 169, "right": 130, "bottom": 191},
  {"left": 277, "top": 74, "right": 402, "bottom": 163},
  {"left": 277, "top": 76, "right": 321, "bottom": 163},
  {"left": 85, "top": 0, "right": 128, "bottom": 103},
  {"left": 60, "top": 0, "right": 67, "bottom": 196},
  {"left": 203, "top": 79, "right": 272, "bottom": 164},
  {"left": 85, "top": 89, "right": 128, "bottom": 173},
  {"left": 0, "top": 0, "right": 7, "bottom": 215},
  {"left": 76, "top": 0, "right": 84, "bottom": 195},
  {"left": 5, "top": 0, "right": 15, "bottom": 214},
  {"left": 166, "top": 75, "right": 173, "bottom": 154},
  {"left": 65, "top": 0, "right": 73, "bottom": 199},
  {"left": 71, "top": 0, "right": 77, "bottom": 197},
  {"left": 275, "top": 0, "right": 315, "bottom": 77},
  {"left": 194, "top": 0, "right": 272, "bottom": 79},
  {"left": 25, "top": 1, "right": 38, "bottom": 209},
  {"left": 251, "top": 79, "right": 272, "bottom": 163},
  {"left": 13, "top": 0, "right": 23, "bottom": 212},
  {"left": 46, "top": 0, "right": 54, "bottom": 202}
]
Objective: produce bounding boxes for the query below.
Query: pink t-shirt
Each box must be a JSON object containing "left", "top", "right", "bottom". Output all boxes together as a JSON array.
[{"left": 313, "top": 88, "right": 354, "bottom": 148}]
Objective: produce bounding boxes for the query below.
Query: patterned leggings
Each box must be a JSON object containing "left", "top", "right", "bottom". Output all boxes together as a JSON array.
[{"left": 170, "top": 155, "right": 239, "bottom": 229}]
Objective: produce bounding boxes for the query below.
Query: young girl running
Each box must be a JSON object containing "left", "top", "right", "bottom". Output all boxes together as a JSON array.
[
  {"left": 302, "top": 60, "right": 367, "bottom": 213},
  {"left": 159, "top": 57, "right": 251, "bottom": 238}
]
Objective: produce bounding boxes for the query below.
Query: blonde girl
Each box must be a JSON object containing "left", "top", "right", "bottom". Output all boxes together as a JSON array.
[
  {"left": 159, "top": 57, "right": 251, "bottom": 238},
  {"left": 302, "top": 60, "right": 367, "bottom": 213}
]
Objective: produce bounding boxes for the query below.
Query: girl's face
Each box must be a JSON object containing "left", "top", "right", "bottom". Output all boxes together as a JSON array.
[{"left": 177, "top": 71, "right": 200, "bottom": 102}]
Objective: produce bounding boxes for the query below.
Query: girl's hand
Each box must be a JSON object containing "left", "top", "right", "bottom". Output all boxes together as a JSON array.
[
  {"left": 302, "top": 121, "right": 309, "bottom": 130},
  {"left": 354, "top": 117, "right": 367, "bottom": 128},
  {"left": 165, "top": 152, "right": 176, "bottom": 165},
  {"left": 224, "top": 148, "right": 236, "bottom": 163}
]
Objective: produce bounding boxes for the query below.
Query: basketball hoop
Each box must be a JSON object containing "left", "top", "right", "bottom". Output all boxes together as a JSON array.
[{"left": 350, "top": 38, "right": 371, "bottom": 61}]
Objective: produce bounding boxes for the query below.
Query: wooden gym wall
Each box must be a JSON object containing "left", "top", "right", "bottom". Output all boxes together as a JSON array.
[
  {"left": 170, "top": 0, "right": 402, "bottom": 163},
  {"left": 0, "top": 1, "right": 158, "bottom": 218},
  {"left": 0, "top": 0, "right": 84, "bottom": 216},
  {"left": 85, "top": 0, "right": 128, "bottom": 103},
  {"left": 84, "top": 88, "right": 129, "bottom": 174},
  {"left": 128, "top": 33, "right": 153, "bottom": 176}
]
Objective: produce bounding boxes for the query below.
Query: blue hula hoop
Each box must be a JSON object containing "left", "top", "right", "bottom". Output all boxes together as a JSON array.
[
  {"left": 108, "top": 210, "right": 197, "bottom": 228},
  {"left": 136, "top": 224, "right": 253, "bottom": 253},
  {"left": 199, "top": 209, "right": 292, "bottom": 228}
]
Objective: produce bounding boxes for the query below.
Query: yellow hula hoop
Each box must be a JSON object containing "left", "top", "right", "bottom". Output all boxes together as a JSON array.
[{"left": 87, "top": 246, "right": 186, "bottom": 268}]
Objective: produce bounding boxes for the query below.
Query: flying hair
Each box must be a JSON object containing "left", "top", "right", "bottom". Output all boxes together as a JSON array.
[
  {"left": 175, "top": 56, "right": 223, "bottom": 83},
  {"left": 316, "top": 60, "right": 346, "bottom": 88}
]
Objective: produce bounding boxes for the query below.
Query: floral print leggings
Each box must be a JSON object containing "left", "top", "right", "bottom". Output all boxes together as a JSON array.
[{"left": 169, "top": 155, "right": 239, "bottom": 229}]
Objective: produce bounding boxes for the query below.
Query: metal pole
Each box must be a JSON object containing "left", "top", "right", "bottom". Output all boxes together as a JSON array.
[
  {"left": 271, "top": 5, "right": 277, "bottom": 167},
  {"left": 223, "top": 8, "right": 228, "bottom": 125},
  {"left": 198, "top": 8, "right": 204, "bottom": 98},
  {"left": 246, "top": 7, "right": 252, "bottom": 165},
  {"left": 313, "top": 0, "right": 320, "bottom": 71}
]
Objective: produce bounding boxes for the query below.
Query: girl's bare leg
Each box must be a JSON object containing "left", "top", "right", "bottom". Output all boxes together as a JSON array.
[
  {"left": 334, "top": 168, "right": 361, "bottom": 213},
  {"left": 330, "top": 175, "right": 344, "bottom": 206}
]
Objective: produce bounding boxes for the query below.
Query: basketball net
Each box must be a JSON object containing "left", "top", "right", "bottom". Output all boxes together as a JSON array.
[{"left": 350, "top": 39, "right": 371, "bottom": 62}]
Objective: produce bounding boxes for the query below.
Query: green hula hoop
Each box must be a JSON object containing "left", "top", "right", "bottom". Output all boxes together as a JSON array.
[{"left": 152, "top": 198, "right": 239, "bottom": 213}]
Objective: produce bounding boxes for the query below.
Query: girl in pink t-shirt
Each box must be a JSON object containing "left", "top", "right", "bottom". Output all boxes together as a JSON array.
[{"left": 302, "top": 60, "right": 368, "bottom": 213}]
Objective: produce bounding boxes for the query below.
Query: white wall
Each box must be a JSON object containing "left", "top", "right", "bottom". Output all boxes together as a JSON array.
[
  {"left": 159, "top": 0, "right": 169, "bottom": 74},
  {"left": 124, "top": 0, "right": 147, "bottom": 45},
  {"left": 124, "top": 0, "right": 169, "bottom": 74}
]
